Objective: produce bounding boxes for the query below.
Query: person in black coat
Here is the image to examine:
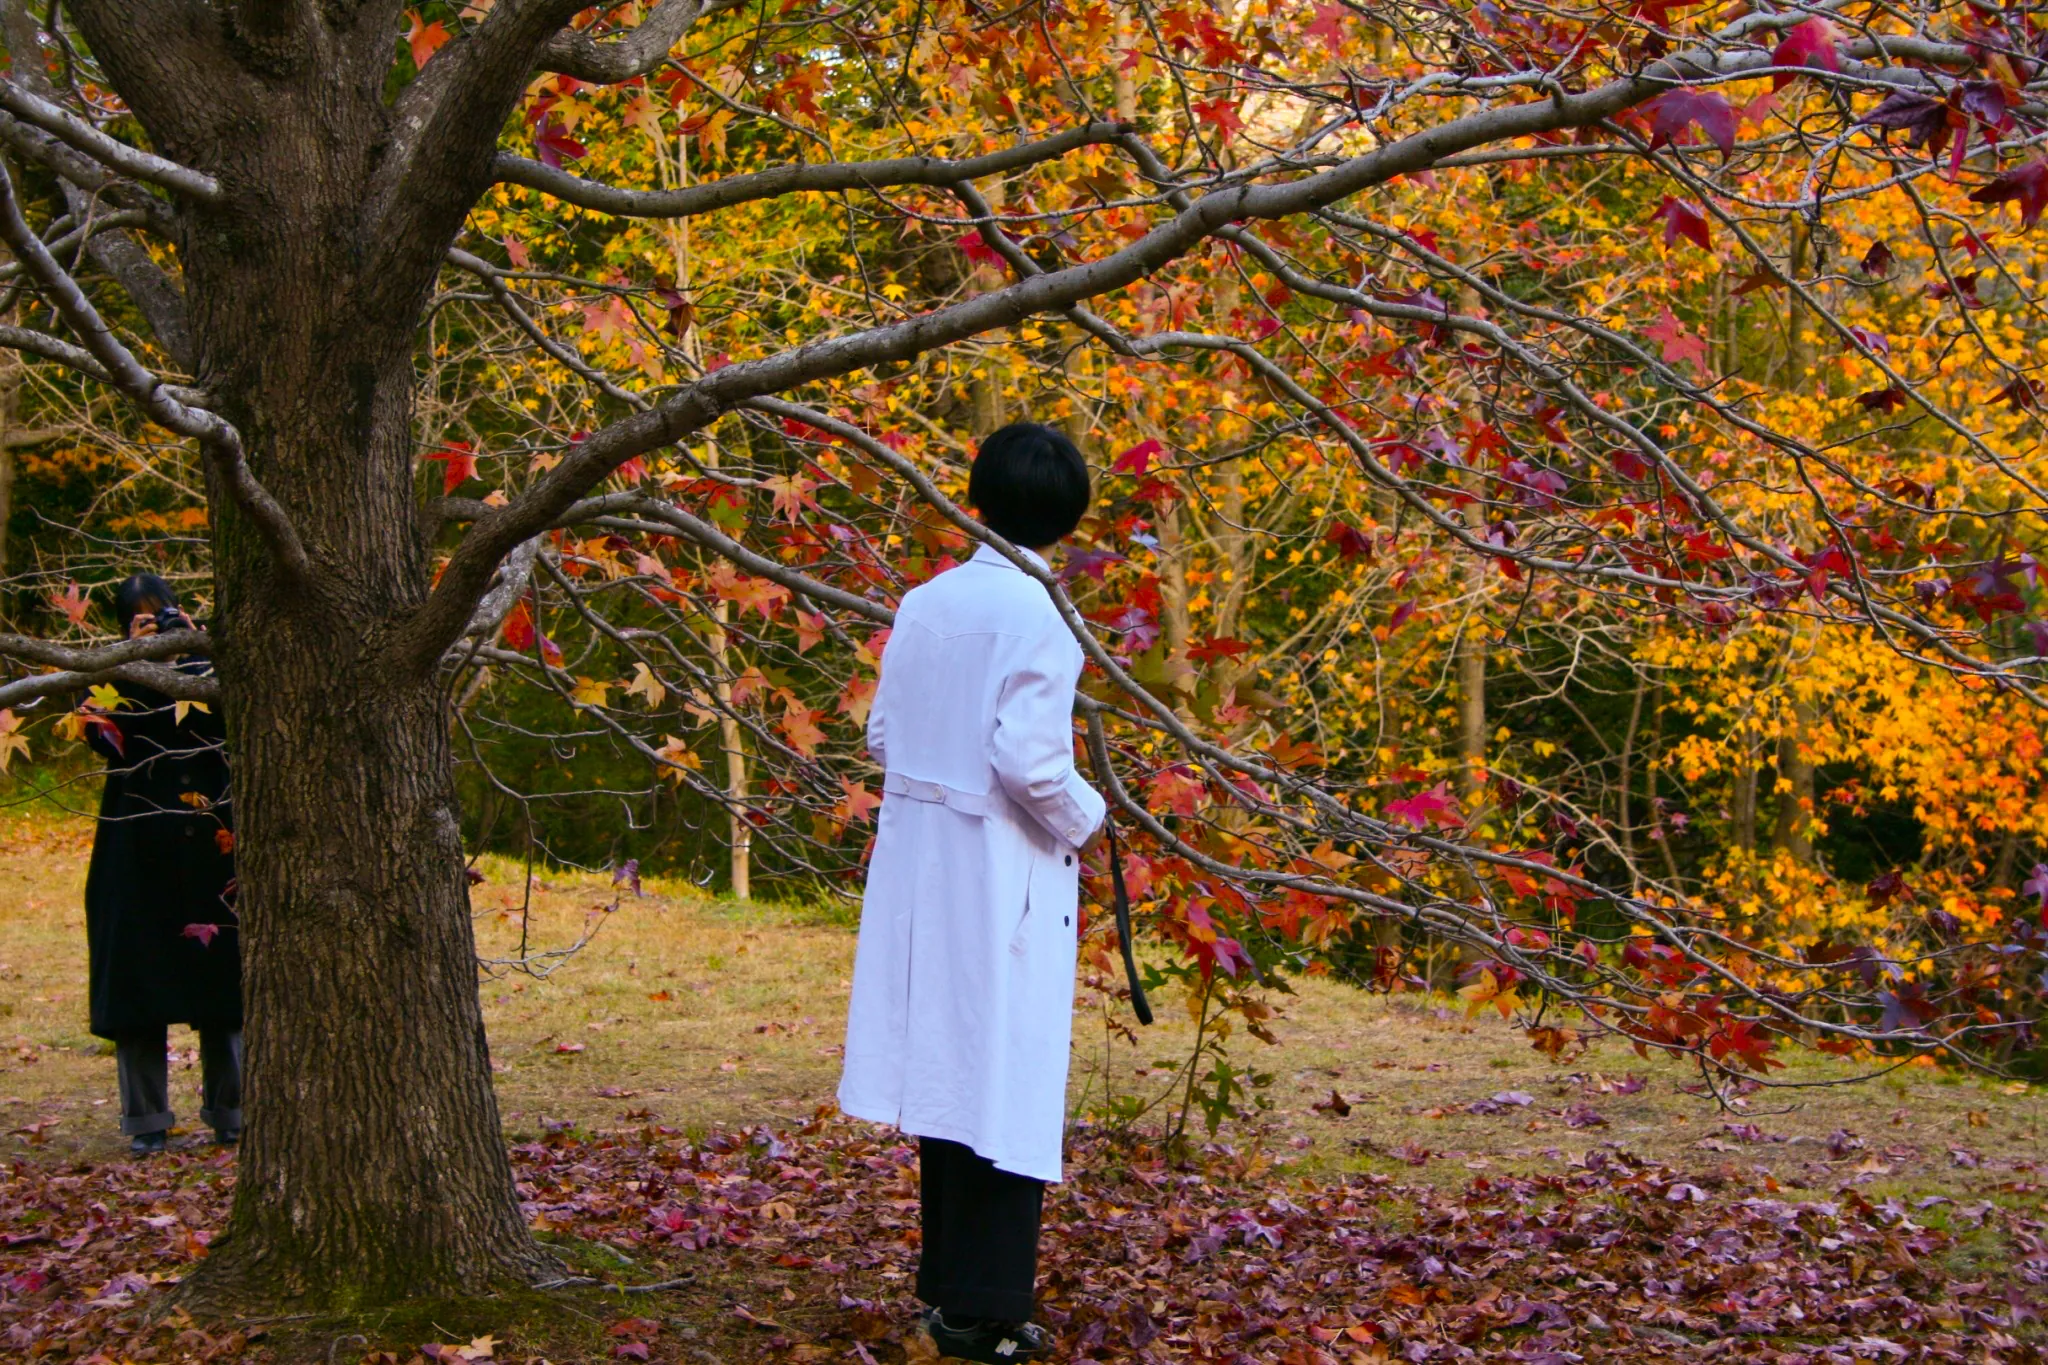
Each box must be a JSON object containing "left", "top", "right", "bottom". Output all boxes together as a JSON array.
[{"left": 82, "top": 574, "right": 242, "bottom": 1155}]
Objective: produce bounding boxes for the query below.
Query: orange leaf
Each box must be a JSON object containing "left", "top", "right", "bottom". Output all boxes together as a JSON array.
[{"left": 405, "top": 11, "right": 452, "bottom": 69}]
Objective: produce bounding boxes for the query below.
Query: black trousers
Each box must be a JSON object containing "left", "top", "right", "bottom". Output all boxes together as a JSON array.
[
  {"left": 917, "top": 1136, "right": 1045, "bottom": 1322},
  {"left": 114, "top": 1026, "right": 242, "bottom": 1137}
]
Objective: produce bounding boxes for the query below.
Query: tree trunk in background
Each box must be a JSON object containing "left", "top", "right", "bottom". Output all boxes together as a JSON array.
[
  {"left": 1113, "top": 7, "right": 1137, "bottom": 122},
  {"left": 970, "top": 361, "right": 1008, "bottom": 437},
  {"left": 1773, "top": 691, "right": 1818, "bottom": 865},
  {"left": 1457, "top": 616, "right": 1486, "bottom": 800},
  {"left": 0, "top": 371, "right": 15, "bottom": 577},
  {"left": 1787, "top": 218, "right": 1815, "bottom": 392},
  {"left": 1648, "top": 687, "right": 1682, "bottom": 884},
  {"left": 1155, "top": 497, "right": 1193, "bottom": 648},
  {"left": 1618, "top": 673, "right": 1645, "bottom": 888},
  {"left": 1732, "top": 750, "right": 1758, "bottom": 855},
  {"left": 716, "top": 607, "right": 752, "bottom": 901},
  {"left": 659, "top": 139, "right": 749, "bottom": 900}
]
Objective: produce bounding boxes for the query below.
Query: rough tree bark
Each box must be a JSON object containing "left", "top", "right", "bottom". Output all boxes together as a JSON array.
[{"left": 53, "top": 0, "right": 565, "bottom": 1305}]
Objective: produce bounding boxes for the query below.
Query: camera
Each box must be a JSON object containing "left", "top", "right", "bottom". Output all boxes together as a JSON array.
[{"left": 154, "top": 605, "right": 187, "bottom": 635}]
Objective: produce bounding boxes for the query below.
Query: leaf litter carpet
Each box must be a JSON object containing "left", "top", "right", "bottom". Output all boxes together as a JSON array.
[{"left": 1, "top": 1116, "right": 2043, "bottom": 1363}]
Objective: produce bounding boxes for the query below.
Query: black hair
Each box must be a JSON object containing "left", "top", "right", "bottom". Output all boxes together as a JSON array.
[
  {"left": 967, "top": 421, "right": 1091, "bottom": 549},
  {"left": 113, "top": 573, "right": 179, "bottom": 631}
]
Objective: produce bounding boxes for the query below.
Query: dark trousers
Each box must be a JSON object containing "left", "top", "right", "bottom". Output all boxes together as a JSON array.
[
  {"left": 917, "top": 1136, "right": 1045, "bottom": 1322},
  {"left": 114, "top": 1027, "right": 242, "bottom": 1137}
]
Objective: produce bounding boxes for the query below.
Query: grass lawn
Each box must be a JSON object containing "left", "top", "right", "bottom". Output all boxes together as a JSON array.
[{"left": 1, "top": 809, "right": 2043, "bottom": 1362}]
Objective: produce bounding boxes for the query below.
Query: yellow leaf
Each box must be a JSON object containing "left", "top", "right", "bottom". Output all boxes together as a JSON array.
[
  {"left": 173, "top": 699, "right": 211, "bottom": 725},
  {"left": 623, "top": 662, "right": 667, "bottom": 709},
  {"left": 570, "top": 676, "right": 610, "bottom": 708},
  {"left": 87, "top": 684, "right": 128, "bottom": 711},
  {"left": 0, "top": 709, "right": 28, "bottom": 772},
  {"left": 1458, "top": 968, "right": 1500, "bottom": 1019},
  {"left": 653, "top": 734, "right": 701, "bottom": 784}
]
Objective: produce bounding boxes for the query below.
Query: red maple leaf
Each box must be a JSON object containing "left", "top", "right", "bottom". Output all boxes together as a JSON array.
[
  {"left": 1928, "top": 272, "right": 1984, "bottom": 307},
  {"left": 1188, "top": 635, "right": 1252, "bottom": 664},
  {"left": 534, "top": 116, "right": 587, "bottom": 169},
  {"left": 1148, "top": 765, "right": 1209, "bottom": 817},
  {"left": 1769, "top": 17, "right": 1842, "bottom": 90},
  {"left": 1115, "top": 438, "right": 1164, "bottom": 475},
  {"left": 1995, "top": 375, "right": 2040, "bottom": 411},
  {"left": 834, "top": 778, "right": 880, "bottom": 827},
  {"left": 1385, "top": 781, "right": 1463, "bottom": 831},
  {"left": 1644, "top": 90, "right": 1735, "bottom": 156},
  {"left": 49, "top": 581, "right": 89, "bottom": 627},
  {"left": 1325, "top": 521, "right": 1373, "bottom": 560},
  {"left": 502, "top": 599, "right": 537, "bottom": 651},
  {"left": 1643, "top": 307, "right": 1708, "bottom": 374},
  {"left": 1191, "top": 97, "right": 1244, "bottom": 139},
  {"left": 1653, "top": 195, "right": 1712, "bottom": 252},
  {"left": 957, "top": 231, "right": 1003, "bottom": 268},
  {"left": 1969, "top": 160, "right": 2048, "bottom": 231},
  {"left": 81, "top": 713, "right": 124, "bottom": 757},
  {"left": 1304, "top": 2, "right": 1350, "bottom": 52},
  {"left": 426, "top": 441, "right": 478, "bottom": 495},
  {"left": 182, "top": 923, "right": 224, "bottom": 947}
]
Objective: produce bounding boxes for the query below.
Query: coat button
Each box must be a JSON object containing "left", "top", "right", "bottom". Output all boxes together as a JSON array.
[
  {"left": 1064, "top": 916, "right": 1070, "bottom": 927},
  {"left": 1064, "top": 854, "right": 1073, "bottom": 866}
]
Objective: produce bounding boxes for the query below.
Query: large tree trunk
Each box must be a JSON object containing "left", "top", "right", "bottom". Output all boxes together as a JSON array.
[
  {"left": 202, "top": 614, "right": 552, "bottom": 1305},
  {"left": 74, "top": 26, "right": 557, "bottom": 1304},
  {"left": 185, "top": 347, "right": 552, "bottom": 1309}
]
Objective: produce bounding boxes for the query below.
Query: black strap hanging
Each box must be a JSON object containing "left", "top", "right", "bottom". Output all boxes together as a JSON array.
[{"left": 1104, "top": 815, "right": 1153, "bottom": 1026}]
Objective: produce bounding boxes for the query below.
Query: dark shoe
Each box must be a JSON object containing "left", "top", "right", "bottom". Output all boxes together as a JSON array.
[
  {"left": 926, "top": 1309, "right": 1053, "bottom": 1362},
  {"left": 129, "top": 1130, "right": 168, "bottom": 1157},
  {"left": 213, "top": 1126, "right": 240, "bottom": 1147}
]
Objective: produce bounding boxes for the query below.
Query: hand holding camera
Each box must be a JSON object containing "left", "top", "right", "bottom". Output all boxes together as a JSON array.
[{"left": 129, "top": 606, "right": 196, "bottom": 639}]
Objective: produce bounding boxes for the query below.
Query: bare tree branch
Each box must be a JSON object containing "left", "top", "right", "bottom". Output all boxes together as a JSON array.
[
  {"left": 0, "top": 155, "right": 307, "bottom": 582},
  {"left": 0, "top": 627, "right": 210, "bottom": 670},
  {"left": 463, "top": 534, "right": 545, "bottom": 640},
  {"left": 0, "top": 660, "right": 218, "bottom": 708},
  {"left": 0, "top": 208, "right": 156, "bottom": 280},
  {"left": 370, "top": 0, "right": 600, "bottom": 300},
  {"left": 0, "top": 322, "right": 112, "bottom": 381},
  {"left": 405, "top": 44, "right": 1792, "bottom": 672},
  {"left": 2, "top": 0, "right": 191, "bottom": 365},
  {"left": 492, "top": 120, "right": 1134, "bottom": 219},
  {"left": 535, "top": 0, "right": 735, "bottom": 83},
  {"left": 0, "top": 627, "right": 216, "bottom": 707},
  {"left": 0, "top": 77, "right": 221, "bottom": 199}
]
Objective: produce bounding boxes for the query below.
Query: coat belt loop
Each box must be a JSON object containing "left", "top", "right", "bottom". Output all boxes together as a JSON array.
[{"left": 883, "top": 771, "right": 989, "bottom": 818}]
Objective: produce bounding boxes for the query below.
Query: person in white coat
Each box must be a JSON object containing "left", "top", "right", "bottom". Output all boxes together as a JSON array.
[{"left": 838, "top": 422, "right": 1107, "bottom": 1363}]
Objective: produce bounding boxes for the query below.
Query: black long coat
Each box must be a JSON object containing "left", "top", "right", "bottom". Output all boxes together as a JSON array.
[{"left": 83, "top": 666, "right": 242, "bottom": 1039}]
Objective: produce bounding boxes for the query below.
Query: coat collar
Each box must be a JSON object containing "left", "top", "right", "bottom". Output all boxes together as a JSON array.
[{"left": 970, "top": 542, "right": 1050, "bottom": 574}]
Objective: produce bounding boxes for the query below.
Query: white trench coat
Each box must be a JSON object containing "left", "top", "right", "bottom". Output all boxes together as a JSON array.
[{"left": 837, "top": 543, "right": 1107, "bottom": 1182}]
